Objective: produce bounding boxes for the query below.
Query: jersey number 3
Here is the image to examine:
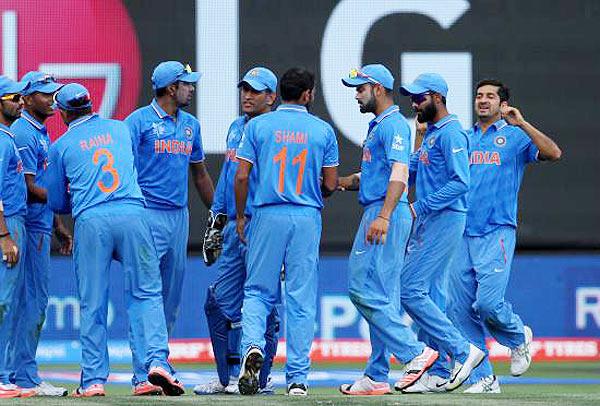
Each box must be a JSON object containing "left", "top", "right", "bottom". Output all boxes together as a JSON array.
[
  {"left": 273, "top": 146, "right": 307, "bottom": 194},
  {"left": 93, "top": 148, "right": 120, "bottom": 193}
]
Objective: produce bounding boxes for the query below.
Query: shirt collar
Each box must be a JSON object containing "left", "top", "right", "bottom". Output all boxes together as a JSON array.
[
  {"left": 473, "top": 118, "right": 507, "bottom": 133},
  {"left": 431, "top": 114, "right": 460, "bottom": 130},
  {"left": 68, "top": 113, "right": 97, "bottom": 130},
  {"left": 0, "top": 122, "right": 13, "bottom": 138},
  {"left": 151, "top": 99, "right": 168, "bottom": 119},
  {"left": 276, "top": 104, "right": 308, "bottom": 113},
  {"left": 371, "top": 105, "right": 399, "bottom": 125},
  {"left": 21, "top": 110, "right": 46, "bottom": 131}
]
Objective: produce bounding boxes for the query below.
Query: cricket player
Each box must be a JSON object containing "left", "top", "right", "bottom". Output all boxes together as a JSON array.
[
  {"left": 398, "top": 73, "right": 484, "bottom": 392},
  {"left": 0, "top": 76, "right": 29, "bottom": 399},
  {"left": 336, "top": 64, "right": 439, "bottom": 395},
  {"left": 125, "top": 61, "right": 214, "bottom": 394},
  {"left": 195, "top": 67, "right": 280, "bottom": 395},
  {"left": 46, "top": 83, "right": 183, "bottom": 397},
  {"left": 447, "top": 79, "right": 561, "bottom": 393},
  {"left": 235, "top": 67, "right": 338, "bottom": 396},
  {"left": 10, "top": 72, "right": 71, "bottom": 397}
]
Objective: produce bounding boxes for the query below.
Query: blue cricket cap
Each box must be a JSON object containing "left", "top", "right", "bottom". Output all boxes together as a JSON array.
[
  {"left": 152, "top": 61, "right": 201, "bottom": 90},
  {"left": 238, "top": 67, "right": 277, "bottom": 93},
  {"left": 0, "top": 75, "right": 29, "bottom": 97},
  {"left": 341, "top": 64, "right": 394, "bottom": 90},
  {"left": 53, "top": 83, "right": 92, "bottom": 111},
  {"left": 400, "top": 73, "right": 448, "bottom": 97},
  {"left": 21, "top": 71, "right": 62, "bottom": 95}
]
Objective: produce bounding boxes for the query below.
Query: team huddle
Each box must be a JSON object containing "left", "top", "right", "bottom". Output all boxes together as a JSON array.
[{"left": 0, "top": 60, "right": 561, "bottom": 398}]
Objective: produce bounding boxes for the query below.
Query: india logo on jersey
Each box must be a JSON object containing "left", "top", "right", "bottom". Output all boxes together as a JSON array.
[
  {"left": 427, "top": 136, "right": 436, "bottom": 148},
  {"left": 494, "top": 135, "right": 507, "bottom": 147},
  {"left": 184, "top": 126, "right": 193, "bottom": 140}
]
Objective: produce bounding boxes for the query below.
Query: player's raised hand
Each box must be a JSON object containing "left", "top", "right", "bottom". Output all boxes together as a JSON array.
[
  {"left": 366, "top": 216, "right": 389, "bottom": 245},
  {"left": 1, "top": 235, "right": 19, "bottom": 267},
  {"left": 501, "top": 105, "right": 525, "bottom": 126}
]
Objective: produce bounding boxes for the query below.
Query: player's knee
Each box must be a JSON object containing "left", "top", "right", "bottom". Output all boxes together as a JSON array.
[{"left": 475, "top": 299, "right": 502, "bottom": 321}]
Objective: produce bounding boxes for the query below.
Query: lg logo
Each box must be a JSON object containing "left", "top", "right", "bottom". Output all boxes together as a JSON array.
[
  {"left": 196, "top": 0, "right": 473, "bottom": 153},
  {"left": 2, "top": 0, "right": 473, "bottom": 149},
  {"left": 0, "top": 0, "right": 141, "bottom": 139}
]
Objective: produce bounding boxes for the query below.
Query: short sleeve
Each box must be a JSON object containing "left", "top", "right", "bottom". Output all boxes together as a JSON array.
[
  {"left": 381, "top": 120, "right": 410, "bottom": 166},
  {"left": 323, "top": 125, "right": 339, "bottom": 167},
  {"left": 236, "top": 121, "right": 258, "bottom": 164},
  {"left": 14, "top": 130, "right": 38, "bottom": 175},
  {"left": 190, "top": 120, "right": 205, "bottom": 163}
]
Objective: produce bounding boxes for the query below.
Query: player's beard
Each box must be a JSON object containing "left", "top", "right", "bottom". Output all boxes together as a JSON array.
[
  {"left": 359, "top": 89, "right": 377, "bottom": 114},
  {"left": 1, "top": 103, "right": 21, "bottom": 123},
  {"left": 416, "top": 101, "right": 437, "bottom": 123}
]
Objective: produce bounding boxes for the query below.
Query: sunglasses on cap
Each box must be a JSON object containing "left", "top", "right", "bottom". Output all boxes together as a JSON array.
[
  {"left": 348, "top": 68, "right": 381, "bottom": 86},
  {"left": 53, "top": 91, "right": 91, "bottom": 110},
  {"left": 0, "top": 93, "right": 21, "bottom": 103},
  {"left": 410, "top": 92, "right": 433, "bottom": 105},
  {"left": 32, "top": 74, "right": 57, "bottom": 85}
]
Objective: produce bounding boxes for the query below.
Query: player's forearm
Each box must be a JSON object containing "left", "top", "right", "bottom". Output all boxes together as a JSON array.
[
  {"left": 195, "top": 175, "right": 215, "bottom": 208},
  {"left": 379, "top": 180, "right": 405, "bottom": 219},
  {"left": 519, "top": 121, "right": 562, "bottom": 161},
  {"left": 24, "top": 174, "right": 47, "bottom": 203},
  {"left": 0, "top": 209, "right": 9, "bottom": 236},
  {"left": 412, "top": 178, "right": 468, "bottom": 217},
  {"left": 234, "top": 176, "right": 248, "bottom": 220}
]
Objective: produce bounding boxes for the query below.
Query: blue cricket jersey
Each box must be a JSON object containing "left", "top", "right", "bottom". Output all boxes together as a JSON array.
[
  {"left": 124, "top": 99, "right": 205, "bottom": 209},
  {"left": 465, "top": 119, "right": 539, "bottom": 236},
  {"left": 211, "top": 115, "right": 257, "bottom": 218},
  {"left": 11, "top": 111, "right": 53, "bottom": 234},
  {"left": 236, "top": 104, "right": 339, "bottom": 210},
  {"left": 46, "top": 114, "right": 145, "bottom": 218},
  {"left": 0, "top": 124, "right": 27, "bottom": 217},
  {"left": 359, "top": 105, "right": 411, "bottom": 207},
  {"left": 411, "top": 114, "right": 469, "bottom": 217}
]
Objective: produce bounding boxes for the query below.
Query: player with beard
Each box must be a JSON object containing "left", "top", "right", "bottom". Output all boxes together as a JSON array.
[
  {"left": 195, "top": 67, "right": 280, "bottom": 395},
  {"left": 447, "top": 80, "right": 561, "bottom": 394},
  {"left": 125, "top": 61, "right": 214, "bottom": 395},
  {"left": 397, "top": 73, "right": 484, "bottom": 393},
  {"left": 10, "top": 72, "right": 72, "bottom": 397},
  {"left": 0, "top": 76, "right": 29, "bottom": 399},
  {"left": 336, "top": 64, "right": 438, "bottom": 396}
]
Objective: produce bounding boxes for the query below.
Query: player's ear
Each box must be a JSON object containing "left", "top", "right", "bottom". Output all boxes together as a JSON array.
[
  {"left": 167, "top": 83, "right": 178, "bottom": 97},
  {"left": 266, "top": 92, "right": 276, "bottom": 106},
  {"left": 500, "top": 100, "right": 509, "bottom": 108}
]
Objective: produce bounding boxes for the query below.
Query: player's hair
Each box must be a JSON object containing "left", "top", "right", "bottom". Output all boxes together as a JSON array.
[
  {"left": 476, "top": 79, "right": 510, "bottom": 103},
  {"left": 155, "top": 87, "right": 168, "bottom": 97},
  {"left": 280, "top": 68, "right": 315, "bottom": 102}
]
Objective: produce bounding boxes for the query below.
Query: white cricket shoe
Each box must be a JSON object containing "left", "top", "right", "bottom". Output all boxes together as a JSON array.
[
  {"left": 511, "top": 326, "right": 533, "bottom": 376},
  {"left": 287, "top": 383, "right": 307, "bottom": 396},
  {"left": 394, "top": 346, "right": 439, "bottom": 391},
  {"left": 238, "top": 347, "right": 263, "bottom": 395},
  {"left": 401, "top": 372, "right": 448, "bottom": 393},
  {"left": 32, "top": 381, "right": 68, "bottom": 396},
  {"left": 446, "top": 344, "right": 485, "bottom": 391},
  {"left": 464, "top": 375, "right": 501, "bottom": 394},
  {"left": 339, "top": 375, "right": 392, "bottom": 395},
  {"left": 258, "top": 377, "right": 275, "bottom": 395},
  {"left": 194, "top": 376, "right": 239, "bottom": 395}
]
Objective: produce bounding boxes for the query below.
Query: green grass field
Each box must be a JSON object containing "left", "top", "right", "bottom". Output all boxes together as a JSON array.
[{"left": 1, "top": 361, "right": 599, "bottom": 405}]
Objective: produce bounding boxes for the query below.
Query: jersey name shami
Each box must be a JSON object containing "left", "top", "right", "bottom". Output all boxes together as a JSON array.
[{"left": 274, "top": 130, "right": 308, "bottom": 144}]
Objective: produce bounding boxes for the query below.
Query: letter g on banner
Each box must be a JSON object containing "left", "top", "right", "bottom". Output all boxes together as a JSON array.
[{"left": 321, "top": 0, "right": 471, "bottom": 146}]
